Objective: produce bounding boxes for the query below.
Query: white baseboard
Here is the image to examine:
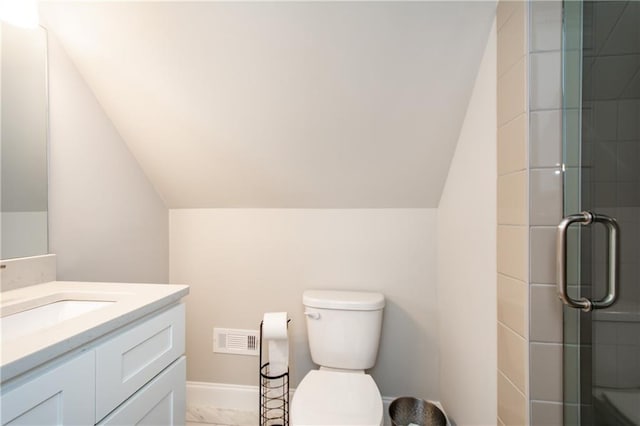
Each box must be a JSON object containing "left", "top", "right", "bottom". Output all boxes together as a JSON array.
[
  {"left": 187, "top": 381, "right": 444, "bottom": 426},
  {"left": 187, "top": 381, "right": 259, "bottom": 425},
  {"left": 187, "top": 381, "right": 260, "bottom": 413}
]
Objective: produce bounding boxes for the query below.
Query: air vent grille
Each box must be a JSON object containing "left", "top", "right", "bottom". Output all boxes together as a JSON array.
[{"left": 213, "top": 328, "right": 259, "bottom": 356}]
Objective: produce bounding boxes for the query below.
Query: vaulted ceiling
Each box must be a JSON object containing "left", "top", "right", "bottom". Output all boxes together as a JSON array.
[{"left": 40, "top": 1, "right": 496, "bottom": 208}]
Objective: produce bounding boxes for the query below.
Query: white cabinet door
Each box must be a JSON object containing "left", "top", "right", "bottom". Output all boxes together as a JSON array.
[
  {"left": 98, "top": 356, "right": 186, "bottom": 426},
  {"left": 0, "top": 351, "right": 95, "bottom": 426},
  {"left": 95, "top": 304, "right": 185, "bottom": 422}
]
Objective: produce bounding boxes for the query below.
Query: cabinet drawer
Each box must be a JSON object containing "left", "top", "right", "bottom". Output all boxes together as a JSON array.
[
  {"left": 96, "top": 304, "right": 185, "bottom": 422},
  {"left": 1, "top": 351, "right": 95, "bottom": 426},
  {"left": 97, "top": 356, "right": 186, "bottom": 426}
]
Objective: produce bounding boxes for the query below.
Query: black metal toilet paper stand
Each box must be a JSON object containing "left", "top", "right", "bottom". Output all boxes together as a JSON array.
[{"left": 259, "top": 319, "right": 290, "bottom": 426}]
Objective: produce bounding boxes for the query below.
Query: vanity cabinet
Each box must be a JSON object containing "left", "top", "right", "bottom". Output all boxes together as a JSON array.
[
  {"left": 95, "top": 304, "right": 185, "bottom": 422},
  {"left": 98, "top": 357, "right": 186, "bottom": 426},
  {"left": 0, "top": 304, "right": 186, "bottom": 426},
  {"left": 0, "top": 351, "right": 95, "bottom": 425}
]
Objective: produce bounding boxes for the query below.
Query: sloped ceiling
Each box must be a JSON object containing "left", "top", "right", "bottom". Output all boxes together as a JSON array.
[{"left": 40, "top": 1, "right": 496, "bottom": 208}]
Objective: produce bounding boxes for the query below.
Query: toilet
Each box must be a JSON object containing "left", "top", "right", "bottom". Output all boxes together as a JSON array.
[{"left": 291, "top": 290, "right": 385, "bottom": 426}]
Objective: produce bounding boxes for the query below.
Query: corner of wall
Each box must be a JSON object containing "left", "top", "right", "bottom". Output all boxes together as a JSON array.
[
  {"left": 46, "top": 32, "right": 169, "bottom": 283},
  {"left": 437, "top": 16, "right": 497, "bottom": 425}
]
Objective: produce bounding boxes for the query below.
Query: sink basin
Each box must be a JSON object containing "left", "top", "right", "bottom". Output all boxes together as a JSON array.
[
  {"left": 0, "top": 281, "right": 189, "bottom": 384},
  {"left": 1, "top": 300, "right": 114, "bottom": 341}
]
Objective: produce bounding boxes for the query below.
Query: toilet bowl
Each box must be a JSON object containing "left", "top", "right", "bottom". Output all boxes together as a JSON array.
[
  {"left": 291, "top": 370, "right": 383, "bottom": 426},
  {"left": 290, "top": 290, "right": 385, "bottom": 426}
]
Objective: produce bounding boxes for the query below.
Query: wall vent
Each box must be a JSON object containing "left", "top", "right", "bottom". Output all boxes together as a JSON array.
[{"left": 213, "top": 328, "right": 259, "bottom": 356}]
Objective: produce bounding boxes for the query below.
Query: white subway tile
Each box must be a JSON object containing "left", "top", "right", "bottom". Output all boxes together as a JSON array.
[{"left": 530, "top": 52, "right": 561, "bottom": 111}]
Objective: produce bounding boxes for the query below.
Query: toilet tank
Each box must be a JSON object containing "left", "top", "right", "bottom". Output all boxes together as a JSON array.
[{"left": 303, "top": 290, "right": 385, "bottom": 370}]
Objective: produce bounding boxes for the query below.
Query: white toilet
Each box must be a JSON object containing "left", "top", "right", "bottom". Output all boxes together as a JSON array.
[{"left": 291, "top": 290, "right": 385, "bottom": 426}]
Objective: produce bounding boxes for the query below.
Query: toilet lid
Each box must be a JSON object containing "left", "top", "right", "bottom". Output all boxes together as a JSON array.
[{"left": 291, "top": 370, "right": 383, "bottom": 426}]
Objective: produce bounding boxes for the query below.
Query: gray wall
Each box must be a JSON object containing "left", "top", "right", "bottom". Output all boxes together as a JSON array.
[
  {"left": 170, "top": 208, "right": 439, "bottom": 399},
  {"left": 47, "top": 33, "right": 168, "bottom": 283}
]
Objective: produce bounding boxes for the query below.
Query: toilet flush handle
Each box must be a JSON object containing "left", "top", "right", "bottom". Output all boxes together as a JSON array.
[{"left": 304, "top": 311, "right": 321, "bottom": 320}]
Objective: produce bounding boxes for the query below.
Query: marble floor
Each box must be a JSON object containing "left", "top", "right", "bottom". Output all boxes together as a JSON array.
[
  {"left": 186, "top": 405, "right": 258, "bottom": 426},
  {"left": 186, "top": 423, "right": 237, "bottom": 426}
]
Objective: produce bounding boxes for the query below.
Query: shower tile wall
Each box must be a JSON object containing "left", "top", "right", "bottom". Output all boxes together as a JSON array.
[
  {"left": 582, "top": 0, "right": 640, "bottom": 311},
  {"left": 497, "top": 2, "right": 529, "bottom": 425},
  {"left": 497, "top": 1, "right": 564, "bottom": 424},
  {"left": 528, "top": 1, "right": 564, "bottom": 425},
  {"left": 582, "top": 0, "right": 640, "bottom": 391}
]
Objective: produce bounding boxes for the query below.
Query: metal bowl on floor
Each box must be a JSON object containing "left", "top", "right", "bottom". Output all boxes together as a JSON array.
[{"left": 389, "top": 396, "right": 447, "bottom": 426}]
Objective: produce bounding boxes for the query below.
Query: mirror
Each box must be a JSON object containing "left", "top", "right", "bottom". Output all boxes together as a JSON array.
[{"left": 0, "top": 23, "right": 49, "bottom": 260}]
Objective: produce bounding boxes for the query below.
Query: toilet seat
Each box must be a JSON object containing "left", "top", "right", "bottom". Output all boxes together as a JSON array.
[{"left": 291, "top": 370, "right": 383, "bottom": 426}]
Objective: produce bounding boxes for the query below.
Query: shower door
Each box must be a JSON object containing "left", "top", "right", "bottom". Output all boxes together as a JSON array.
[{"left": 561, "top": 1, "right": 640, "bottom": 424}]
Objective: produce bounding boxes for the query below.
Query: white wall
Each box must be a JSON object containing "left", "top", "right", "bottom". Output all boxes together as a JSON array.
[
  {"left": 47, "top": 33, "right": 169, "bottom": 283},
  {"left": 436, "top": 20, "right": 497, "bottom": 425},
  {"left": 41, "top": 1, "right": 496, "bottom": 209},
  {"left": 40, "top": 5, "right": 499, "bottom": 416},
  {"left": 170, "top": 208, "right": 438, "bottom": 399}
]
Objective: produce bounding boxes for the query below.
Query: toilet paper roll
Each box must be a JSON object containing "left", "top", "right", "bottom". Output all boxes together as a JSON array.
[{"left": 263, "top": 312, "right": 289, "bottom": 377}]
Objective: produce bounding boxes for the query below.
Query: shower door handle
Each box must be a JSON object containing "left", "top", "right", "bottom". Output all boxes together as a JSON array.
[{"left": 557, "top": 211, "right": 619, "bottom": 312}]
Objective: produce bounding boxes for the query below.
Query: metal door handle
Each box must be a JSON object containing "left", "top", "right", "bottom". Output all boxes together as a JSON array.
[{"left": 557, "top": 211, "right": 619, "bottom": 312}]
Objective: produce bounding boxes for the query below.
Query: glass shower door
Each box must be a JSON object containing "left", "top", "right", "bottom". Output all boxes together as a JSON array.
[{"left": 561, "top": 1, "right": 640, "bottom": 425}]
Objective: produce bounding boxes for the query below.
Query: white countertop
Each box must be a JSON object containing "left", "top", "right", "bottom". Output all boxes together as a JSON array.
[{"left": 0, "top": 281, "right": 189, "bottom": 383}]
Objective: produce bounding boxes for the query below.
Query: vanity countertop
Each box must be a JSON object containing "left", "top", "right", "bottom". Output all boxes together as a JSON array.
[{"left": 0, "top": 281, "right": 189, "bottom": 383}]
